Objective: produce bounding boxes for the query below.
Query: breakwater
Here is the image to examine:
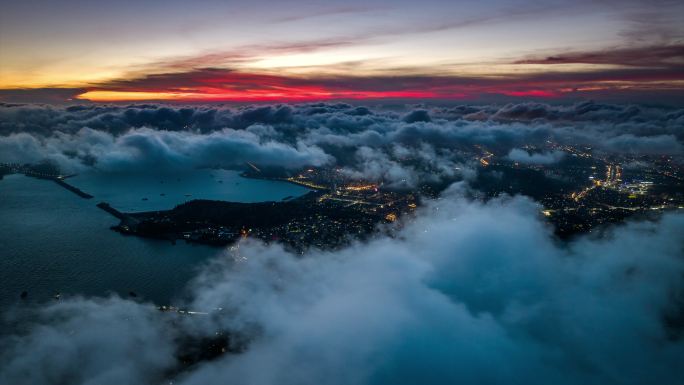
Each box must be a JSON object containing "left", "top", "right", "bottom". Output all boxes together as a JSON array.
[
  {"left": 96, "top": 202, "right": 125, "bottom": 219},
  {"left": 54, "top": 178, "right": 94, "bottom": 199}
]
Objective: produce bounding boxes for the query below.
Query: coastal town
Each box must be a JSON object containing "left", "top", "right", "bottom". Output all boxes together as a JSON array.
[{"left": 3, "top": 140, "right": 682, "bottom": 250}]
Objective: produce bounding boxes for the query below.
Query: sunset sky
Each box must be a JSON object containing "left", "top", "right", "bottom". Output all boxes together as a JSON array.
[{"left": 1, "top": 0, "right": 682, "bottom": 103}]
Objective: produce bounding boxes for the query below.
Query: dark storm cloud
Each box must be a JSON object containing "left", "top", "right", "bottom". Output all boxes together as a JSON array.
[{"left": 2, "top": 190, "right": 683, "bottom": 385}]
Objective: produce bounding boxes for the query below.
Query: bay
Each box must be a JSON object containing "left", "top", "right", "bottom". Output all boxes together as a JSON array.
[{"left": 0, "top": 171, "right": 308, "bottom": 306}]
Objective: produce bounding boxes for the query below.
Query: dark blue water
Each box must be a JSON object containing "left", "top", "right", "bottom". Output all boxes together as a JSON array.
[
  {"left": 0, "top": 172, "right": 308, "bottom": 306},
  {"left": 69, "top": 169, "right": 309, "bottom": 212}
]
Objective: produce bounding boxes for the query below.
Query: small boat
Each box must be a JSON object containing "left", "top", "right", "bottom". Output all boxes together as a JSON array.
[
  {"left": 160, "top": 193, "right": 166, "bottom": 196},
  {"left": 142, "top": 197, "right": 148, "bottom": 201},
  {"left": 129, "top": 291, "right": 138, "bottom": 298},
  {"left": 20, "top": 291, "right": 28, "bottom": 299},
  {"left": 54, "top": 292, "right": 61, "bottom": 300},
  {"left": 184, "top": 194, "right": 192, "bottom": 197}
]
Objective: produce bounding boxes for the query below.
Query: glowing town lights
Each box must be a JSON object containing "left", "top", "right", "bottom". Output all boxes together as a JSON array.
[{"left": 345, "top": 184, "right": 378, "bottom": 191}]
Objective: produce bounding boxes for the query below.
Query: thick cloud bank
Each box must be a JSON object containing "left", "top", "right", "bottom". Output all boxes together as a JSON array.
[
  {"left": 0, "top": 101, "right": 682, "bottom": 184},
  {"left": 2, "top": 189, "right": 683, "bottom": 385},
  {"left": 0, "top": 127, "right": 331, "bottom": 172}
]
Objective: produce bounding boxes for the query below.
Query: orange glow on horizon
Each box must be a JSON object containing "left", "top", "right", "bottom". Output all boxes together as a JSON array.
[
  {"left": 76, "top": 91, "right": 190, "bottom": 101},
  {"left": 56, "top": 70, "right": 678, "bottom": 103},
  {"left": 76, "top": 89, "right": 466, "bottom": 102}
]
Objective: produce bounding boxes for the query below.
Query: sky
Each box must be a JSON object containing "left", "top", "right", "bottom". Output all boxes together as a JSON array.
[{"left": 0, "top": 0, "right": 683, "bottom": 103}]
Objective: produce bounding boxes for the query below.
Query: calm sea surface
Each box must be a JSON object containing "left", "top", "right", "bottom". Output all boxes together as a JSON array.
[
  {"left": 0, "top": 172, "right": 309, "bottom": 307},
  {"left": 69, "top": 169, "right": 308, "bottom": 212}
]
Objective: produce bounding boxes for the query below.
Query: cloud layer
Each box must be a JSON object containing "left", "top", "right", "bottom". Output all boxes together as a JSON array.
[
  {"left": 0, "top": 101, "right": 682, "bottom": 185},
  {"left": 508, "top": 148, "right": 565, "bottom": 164},
  {"left": 2, "top": 189, "right": 683, "bottom": 385}
]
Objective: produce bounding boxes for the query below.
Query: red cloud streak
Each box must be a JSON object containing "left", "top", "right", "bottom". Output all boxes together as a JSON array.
[{"left": 40, "top": 66, "right": 684, "bottom": 102}]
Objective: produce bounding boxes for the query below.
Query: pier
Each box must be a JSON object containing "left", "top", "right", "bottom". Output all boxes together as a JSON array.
[
  {"left": 96, "top": 202, "right": 141, "bottom": 233},
  {"left": 96, "top": 202, "right": 125, "bottom": 219},
  {"left": 54, "top": 178, "right": 93, "bottom": 199},
  {"left": 0, "top": 162, "right": 93, "bottom": 199}
]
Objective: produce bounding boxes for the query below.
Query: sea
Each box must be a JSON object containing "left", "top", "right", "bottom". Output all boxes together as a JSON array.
[{"left": 0, "top": 170, "right": 309, "bottom": 307}]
